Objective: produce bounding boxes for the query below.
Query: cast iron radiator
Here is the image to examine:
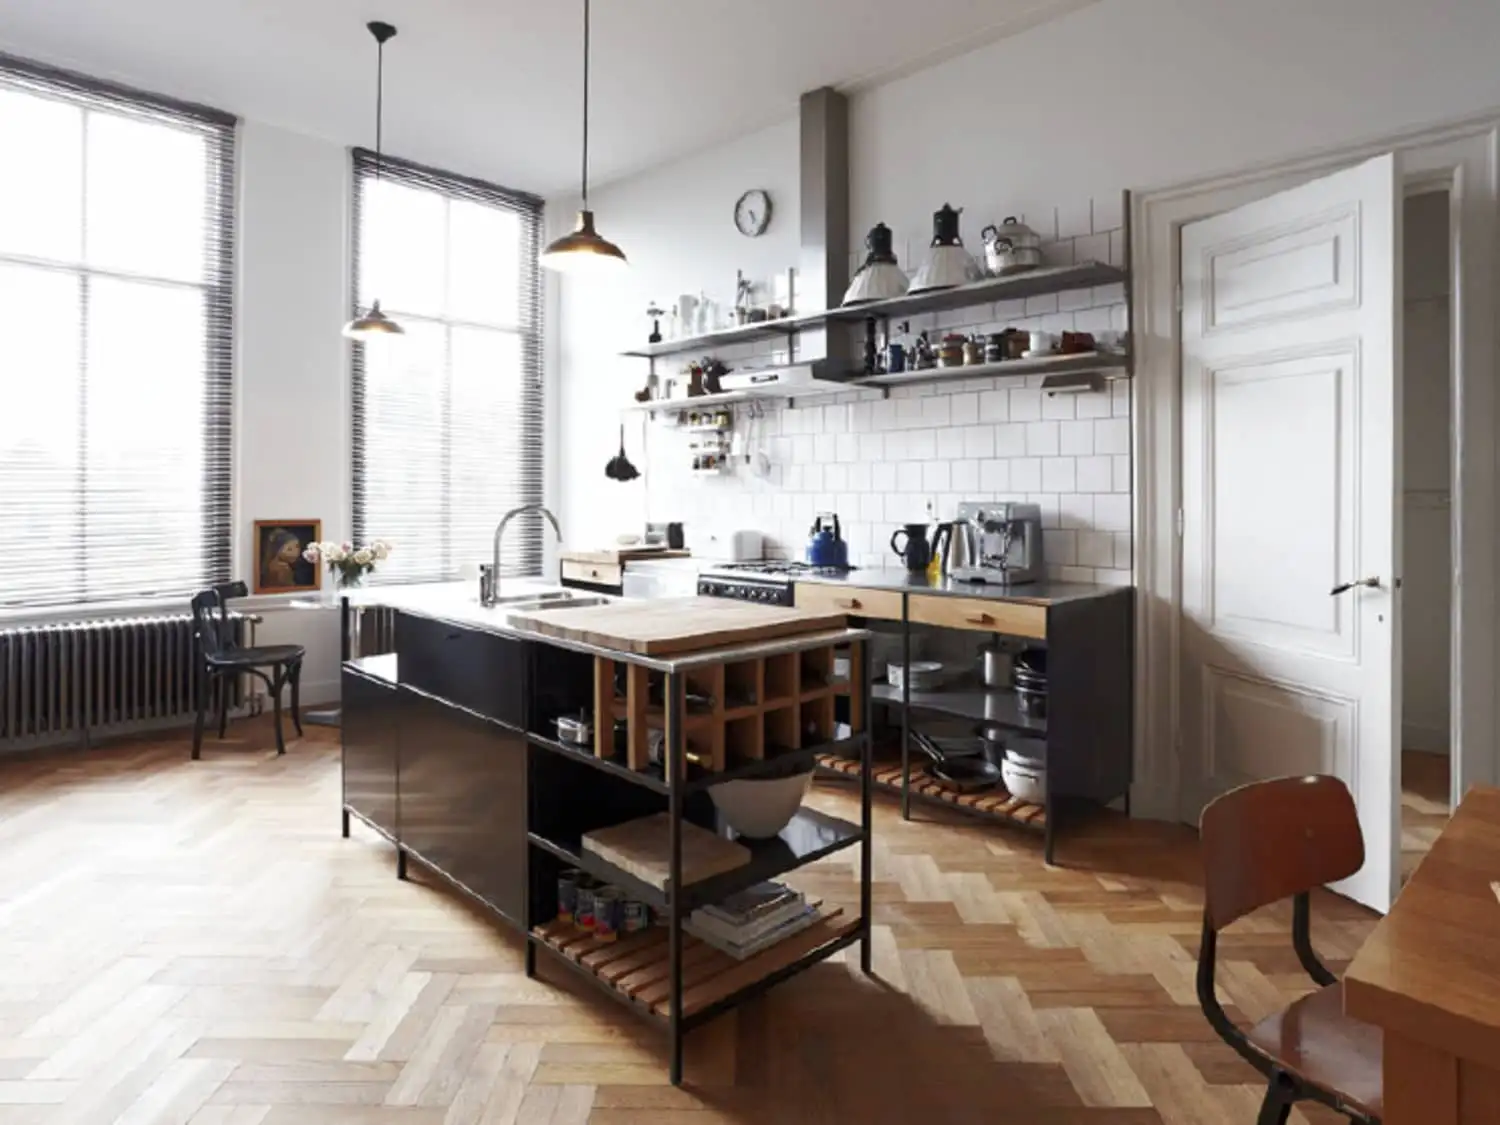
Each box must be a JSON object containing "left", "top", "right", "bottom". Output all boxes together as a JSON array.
[{"left": 0, "top": 613, "right": 254, "bottom": 751}]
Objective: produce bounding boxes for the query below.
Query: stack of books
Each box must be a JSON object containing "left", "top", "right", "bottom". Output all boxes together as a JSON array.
[{"left": 687, "top": 881, "right": 819, "bottom": 960}]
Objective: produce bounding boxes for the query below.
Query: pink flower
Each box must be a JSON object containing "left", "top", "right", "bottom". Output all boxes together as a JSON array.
[{"left": 302, "top": 547, "right": 319, "bottom": 563}]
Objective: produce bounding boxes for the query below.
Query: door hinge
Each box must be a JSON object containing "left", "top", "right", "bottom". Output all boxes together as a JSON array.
[{"left": 1175, "top": 508, "right": 1184, "bottom": 538}]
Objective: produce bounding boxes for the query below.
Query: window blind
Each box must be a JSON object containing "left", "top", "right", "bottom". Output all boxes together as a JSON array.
[
  {"left": 351, "top": 150, "right": 545, "bottom": 585},
  {"left": 0, "top": 53, "right": 235, "bottom": 610}
]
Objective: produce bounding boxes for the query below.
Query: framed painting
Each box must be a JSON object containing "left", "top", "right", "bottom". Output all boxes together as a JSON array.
[{"left": 253, "top": 519, "right": 322, "bottom": 594}]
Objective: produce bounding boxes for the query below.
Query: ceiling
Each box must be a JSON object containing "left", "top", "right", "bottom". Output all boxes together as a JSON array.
[{"left": 0, "top": 0, "right": 1096, "bottom": 197}]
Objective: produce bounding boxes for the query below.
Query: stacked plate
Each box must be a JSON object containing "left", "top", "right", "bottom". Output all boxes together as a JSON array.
[{"left": 887, "top": 661, "right": 946, "bottom": 692}]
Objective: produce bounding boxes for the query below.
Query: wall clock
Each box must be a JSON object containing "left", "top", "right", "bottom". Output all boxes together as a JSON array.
[{"left": 734, "top": 189, "right": 772, "bottom": 237}]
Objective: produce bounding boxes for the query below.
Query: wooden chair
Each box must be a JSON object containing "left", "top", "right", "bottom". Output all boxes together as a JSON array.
[
  {"left": 190, "top": 582, "right": 305, "bottom": 758},
  {"left": 1197, "top": 775, "right": 1383, "bottom": 1125}
]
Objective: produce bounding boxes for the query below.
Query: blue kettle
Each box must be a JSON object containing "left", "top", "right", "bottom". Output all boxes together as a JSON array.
[{"left": 806, "top": 512, "right": 848, "bottom": 569}]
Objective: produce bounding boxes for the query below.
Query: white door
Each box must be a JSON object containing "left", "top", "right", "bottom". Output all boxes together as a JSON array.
[{"left": 1180, "top": 153, "right": 1402, "bottom": 913}]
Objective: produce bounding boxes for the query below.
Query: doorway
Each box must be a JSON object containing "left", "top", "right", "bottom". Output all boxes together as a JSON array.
[
  {"left": 1132, "top": 121, "right": 1500, "bottom": 916},
  {"left": 1399, "top": 188, "right": 1454, "bottom": 881}
]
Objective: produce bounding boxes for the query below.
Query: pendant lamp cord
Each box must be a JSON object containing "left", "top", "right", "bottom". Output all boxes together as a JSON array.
[
  {"left": 580, "top": 0, "right": 590, "bottom": 209},
  {"left": 374, "top": 37, "right": 385, "bottom": 184}
]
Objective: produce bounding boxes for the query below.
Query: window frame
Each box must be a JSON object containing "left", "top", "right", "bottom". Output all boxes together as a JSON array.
[
  {"left": 349, "top": 149, "right": 546, "bottom": 584},
  {"left": 0, "top": 51, "right": 236, "bottom": 612}
]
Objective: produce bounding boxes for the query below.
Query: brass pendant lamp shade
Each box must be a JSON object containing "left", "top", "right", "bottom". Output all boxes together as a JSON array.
[
  {"left": 344, "top": 20, "right": 406, "bottom": 339},
  {"left": 540, "top": 0, "right": 628, "bottom": 273}
]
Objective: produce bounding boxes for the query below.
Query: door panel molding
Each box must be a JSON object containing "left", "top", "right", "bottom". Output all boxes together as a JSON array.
[
  {"left": 1132, "top": 118, "right": 1499, "bottom": 903},
  {"left": 1202, "top": 205, "right": 1359, "bottom": 333}
]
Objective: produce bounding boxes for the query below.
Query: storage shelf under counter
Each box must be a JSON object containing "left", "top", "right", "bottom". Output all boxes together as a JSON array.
[{"left": 339, "top": 596, "right": 875, "bottom": 1087}]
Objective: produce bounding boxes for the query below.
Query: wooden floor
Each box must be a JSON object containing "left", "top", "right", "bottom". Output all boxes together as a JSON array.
[
  {"left": 1401, "top": 749, "right": 1452, "bottom": 881},
  {"left": 0, "top": 718, "right": 1381, "bottom": 1125}
]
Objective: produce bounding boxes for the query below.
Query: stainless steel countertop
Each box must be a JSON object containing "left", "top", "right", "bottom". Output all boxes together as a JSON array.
[
  {"left": 791, "top": 568, "right": 1129, "bottom": 605},
  {"left": 340, "top": 581, "right": 869, "bottom": 671}
]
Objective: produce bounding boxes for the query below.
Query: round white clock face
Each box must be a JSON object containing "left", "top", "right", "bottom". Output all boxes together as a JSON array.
[{"left": 734, "top": 189, "right": 772, "bottom": 237}]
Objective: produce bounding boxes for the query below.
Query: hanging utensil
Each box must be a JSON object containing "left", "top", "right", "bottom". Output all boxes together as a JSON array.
[{"left": 605, "top": 423, "right": 640, "bottom": 481}]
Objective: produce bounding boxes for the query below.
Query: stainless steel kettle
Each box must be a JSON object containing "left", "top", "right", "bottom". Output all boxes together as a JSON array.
[{"left": 941, "top": 516, "right": 977, "bottom": 577}]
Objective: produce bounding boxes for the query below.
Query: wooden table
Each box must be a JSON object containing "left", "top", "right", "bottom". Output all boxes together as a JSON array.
[{"left": 1345, "top": 786, "right": 1500, "bottom": 1123}]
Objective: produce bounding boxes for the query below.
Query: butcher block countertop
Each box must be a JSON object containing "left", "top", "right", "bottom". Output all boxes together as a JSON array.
[
  {"left": 506, "top": 595, "right": 846, "bottom": 656},
  {"left": 1344, "top": 785, "right": 1500, "bottom": 1123}
]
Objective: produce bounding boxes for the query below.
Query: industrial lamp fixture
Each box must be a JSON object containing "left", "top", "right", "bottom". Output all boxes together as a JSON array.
[
  {"left": 344, "top": 20, "right": 406, "bottom": 339},
  {"left": 540, "top": 0, "right": 628, "bottom": 274}
]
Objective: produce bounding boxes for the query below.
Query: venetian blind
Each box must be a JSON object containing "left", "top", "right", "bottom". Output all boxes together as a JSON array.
[
  {"left": 0, "top": 53, "right": 235, "bottom": 610},
  {"left": 350, "top": 150, "right": 545, "bottom": 584}
]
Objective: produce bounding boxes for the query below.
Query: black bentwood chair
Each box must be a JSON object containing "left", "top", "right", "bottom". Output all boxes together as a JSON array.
[{"left": 190, "top": 582, "right": 306, "bottom": 757}]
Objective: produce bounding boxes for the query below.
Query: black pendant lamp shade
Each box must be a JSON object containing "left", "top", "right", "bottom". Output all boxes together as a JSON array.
[
  {"left": 344, "top": 20, "right": 406, "bottom": 339},
  {"left": 541, "top": 0, "right": 628, "bottom": 273}
]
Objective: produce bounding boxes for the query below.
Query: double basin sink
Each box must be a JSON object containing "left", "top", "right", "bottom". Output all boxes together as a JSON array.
[{"left": 477, "top": 589, "right": 610, "bottom": 613}]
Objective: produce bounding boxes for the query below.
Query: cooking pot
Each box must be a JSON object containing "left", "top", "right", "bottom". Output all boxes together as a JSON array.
[
  {"left": 979, "top": 639, "right": 1012, "bottom": 689},
  {"left": 981, "top": 216, "right": 1044, "bottom": 276}
]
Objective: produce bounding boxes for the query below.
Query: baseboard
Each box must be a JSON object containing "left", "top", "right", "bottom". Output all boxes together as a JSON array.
[
  {"left": 1403, "top": 723, "right": 1450, "bottom": 755},
  {"left": 247, "top": 678, "right": 341, "bottom": 712}
]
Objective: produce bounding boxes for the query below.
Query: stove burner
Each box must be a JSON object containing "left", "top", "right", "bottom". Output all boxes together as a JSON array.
[
  {"left": 698, "top": 560, "right": 856, "bottom": 605},
  {"left": 710, "top": 561, "right": 856, "bottom": 578}
]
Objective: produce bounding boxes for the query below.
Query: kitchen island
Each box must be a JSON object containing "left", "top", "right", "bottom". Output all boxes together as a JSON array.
[{"left": 339, "top": 583, "right": 873, "bottom": 1085}]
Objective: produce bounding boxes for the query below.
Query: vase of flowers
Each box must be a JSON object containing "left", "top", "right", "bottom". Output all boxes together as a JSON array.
[{"left": 304, "top": 539, "right": 392, "bottom": 589}]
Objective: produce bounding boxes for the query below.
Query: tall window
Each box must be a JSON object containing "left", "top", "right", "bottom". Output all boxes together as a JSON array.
[
  {"left": 351, "top": 151, "right": 545, "bottom": 584},
  {"left": 0, "top": 54, "right": 234, "bottom": 610}
]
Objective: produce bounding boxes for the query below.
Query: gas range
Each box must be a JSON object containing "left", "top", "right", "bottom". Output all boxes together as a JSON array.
[{"left": 698, "top": 561, "right": 855, "bottom": 606}]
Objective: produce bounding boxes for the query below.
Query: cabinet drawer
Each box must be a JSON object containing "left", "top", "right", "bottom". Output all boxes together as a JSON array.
[
  {"left": 395, "top": 612, "right": 527, "bottom": 727},
  {"left": 561, "top": 559, "right": 623, "bottom": 588},
  {"left": 908, "top": 594, "right": 1047, "bottom": 640},
  {"left": 795, "top": 583, "right": 903, "bottom": 622}
]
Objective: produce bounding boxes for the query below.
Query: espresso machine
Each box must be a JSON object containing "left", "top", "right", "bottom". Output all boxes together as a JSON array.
[{"left": 947, "top": 501, "right": 1043, "bottom": 585}]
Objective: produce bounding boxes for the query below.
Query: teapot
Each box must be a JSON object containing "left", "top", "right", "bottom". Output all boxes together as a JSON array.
[
  {"left": 980, "top": 216, "right": 1044, "bottom": 276},
  {"left": 806, "top": 513, "right": 848, "bottom": 569}
]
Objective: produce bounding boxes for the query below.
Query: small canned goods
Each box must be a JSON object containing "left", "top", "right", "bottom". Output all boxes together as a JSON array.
[
  {"left": 575, "top": 879, "right": 598, "bottom": 931},
  {"left": 623, "top": 899, "right": 651, "bottom": 934},
  {"left": 556, "top": 869, "right": 581, "bottom": 923},
  {"left": 593, "top": 887, "right": 624, "bottom": 942}
]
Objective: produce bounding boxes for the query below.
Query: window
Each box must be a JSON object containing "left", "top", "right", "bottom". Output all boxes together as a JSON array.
[
  {"left": 351, "top": 150, "right": 545, "bottom": 584},
  {"left": 0, "top": 53, "right": 234, "bottom": 610}
]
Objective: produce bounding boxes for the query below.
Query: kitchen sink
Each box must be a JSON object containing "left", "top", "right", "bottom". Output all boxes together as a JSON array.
[
  {"left": 481, "top": 589, "right": 576, "bottom": 606},
  {"left": 504, "top": 595, "right": 608, "bottom": 612}
]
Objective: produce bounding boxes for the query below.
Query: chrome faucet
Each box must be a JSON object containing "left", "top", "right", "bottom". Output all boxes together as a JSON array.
[{"left": 481, "top": 504, "right": 563, "bottom": 606}]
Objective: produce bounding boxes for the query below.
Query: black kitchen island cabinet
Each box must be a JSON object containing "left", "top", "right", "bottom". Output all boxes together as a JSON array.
[{"left": 339, "top": 597, "right": 874, "bottom": 1086}]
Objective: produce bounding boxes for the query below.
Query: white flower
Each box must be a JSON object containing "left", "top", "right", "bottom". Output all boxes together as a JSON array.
[
  {"left": 302, "top": 546, "right": 319, "bottom": 563},
  {"left": 325, "top": 544, "right": 347, "bottom": 563},
  {"left": 353, "top": 548, "right": 373, "bottom": 566},
  {"left": 372, "top": 541, "right": 391, "bottom": 560}
]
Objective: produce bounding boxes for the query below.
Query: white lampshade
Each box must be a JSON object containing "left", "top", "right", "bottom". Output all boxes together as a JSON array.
[
  {"left": 842, "top": 261, "right": 909, "bottom": 306},
  {"left": 910, "top": 245, "right": 981, "bottom": 293}
]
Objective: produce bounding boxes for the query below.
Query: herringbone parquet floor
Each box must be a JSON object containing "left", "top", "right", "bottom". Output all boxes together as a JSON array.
[{"left": 0, "top": 718, "right": 1383, "bottom": 1125}]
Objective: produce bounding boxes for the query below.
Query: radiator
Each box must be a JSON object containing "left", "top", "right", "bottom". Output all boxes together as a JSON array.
[{"left": 0, "top": 613, "right": 254, "bottom": 751}]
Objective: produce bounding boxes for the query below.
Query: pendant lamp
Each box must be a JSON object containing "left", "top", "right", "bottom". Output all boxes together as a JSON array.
[
  {"left": 344, "top": 21, "right": 406, "bottom": 339},
  {"left": 541, "top": 0, "right": 628, "bottom": 274}
]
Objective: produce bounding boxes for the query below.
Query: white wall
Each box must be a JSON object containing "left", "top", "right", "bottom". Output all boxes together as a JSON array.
[
  {"left": 235, "top": 119, "right": 351, "bottom": 704},
  {"left": 556, "top": 0, "right": 1500, "bottom": 578},
  {"left": 1402, "top": 191, "right": 1453, "bottom": 753}
]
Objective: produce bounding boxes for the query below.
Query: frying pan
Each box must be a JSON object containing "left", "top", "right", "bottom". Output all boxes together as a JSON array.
[{"left": 913, "top": 731, "right": 1000, "bottom": 793}]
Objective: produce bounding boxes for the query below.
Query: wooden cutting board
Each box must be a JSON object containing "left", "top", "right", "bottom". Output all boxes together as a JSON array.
[
  {"left": 559, "top": 546, "right": 691, "bottom": 566},
  {"left": 508, "top": 596, "right": 846, "bottom": 655},
  {"left": 583, "top": 813, "right": 749, "bottom": 891}
]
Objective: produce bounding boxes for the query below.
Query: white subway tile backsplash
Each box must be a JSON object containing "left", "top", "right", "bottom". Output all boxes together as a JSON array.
[
  {"left": 823, "top": 404, "right": 848, "bottom": 434},
  {"left": 950, "top": 392, "right": 979, "bottom": 424},
  {"left": 825, "top": 464, "right": 849, "bottom": 492},
  {"left": 792, "top": 435, "right": 816, "bottom": 462},
  {"left": 1057, "top": 565, "right": 1095, "bottom": 584},
  {"left": 871, "top": 460, "right": 897, "bottom": 494},
  {"left": 951, "top": 459, "right": 979, "bottom": 492},
  {"left": 870, "top": 398, "right": 897, "bottom": 430},
  {"left": 803, "top": 463, "right": 824, "bottom": 493},
  {"left": 1040, "top": 390, "right": 1075, "bottom": 421},
  {"left": 858, "top": 491, "right": 884, "bottom": 523},
  {"left": 1113, "top": 454, "right": 1132, "bottom": 493},
  {"left": 896, "top": 397, "right": 924, "bottom": 429},
  {"left": 1094, "top": 492, "right": 1131, "bottom": 531},
  {"left": 1078, "top": 530, "right": 1114, "bottom": 567},
  {"left": 1048, "top": 528, "right": 1078, "bottom": 565},
  {"left": 1111, "top": 381, "right": 1131, "bottom": 418},
  {"left": 1059, "top": 419, "right": 1094, "bottom": 456},
  {"left": 907, "top": 428, "right": 937, "bottom": 461},
  {"left": 1076, "top": 455, "right": 1112, "bottom": 493},
  {"left": 848, "top": 461, "right": 872, "bottom": 492},
  {"left": 1042, "top": 457, "right": 1076, "bottom": 494},
  {"left": 849, "top": 401, "right": 872, "bottom": 432},
  {"left": 1059, "top": 493, "right": 1094, "bottom": 530},
  {"left": 1010, "top": 388, "right": 1042, "bottom": 422},
  {"left": 859, "top": 432, "right": 884, "bottom": 462},
  {"left": 1075, "top": 388, "right": 1112, "bottom": 419},
  {"left": 1011, "top": 458, "right": 1042, "bottom": 491},
  {"left": 1025, "top": 292, "right": 1059, "bottom": 316},
  {"left": 923, "top": 395, "right": 954, "bottom": 428},
  {"left": 1025, "top": 421, "right": 1060, "bottom": 457},
  {"left": 835, "top": 432, "right": 859, "bottom": 462},
  {"left": 994, "top": 423, "right": 1027, "bottom": 458},
  {"left": 1113, "top": 531, "right": 1134, "bottom": 570},
  {"left": 1094, "top": 417, "right": 1130, "bottom": 455},
  {"left": 980, "top": 458, "right": 1010, "bottom": 493},
  {"left": 922, "top": 461, "right": 951, "bottom": 493},
  {"left": 1028, "top": 493, "right": 1061, "bottom": 529},
  {"left": 962, "top": 424, "right": 996, "bottom": 460},
  {"left": 979, "top": 388, "right": 1009, "bottom": 423}
]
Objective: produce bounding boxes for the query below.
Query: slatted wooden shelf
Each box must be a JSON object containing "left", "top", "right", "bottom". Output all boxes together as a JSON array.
[
  {"left": 817, "top": 755, "right": 1047, "bottom": 828},
  {"left": 532, "top": 907, "right": 857, "bottom": 1019}
]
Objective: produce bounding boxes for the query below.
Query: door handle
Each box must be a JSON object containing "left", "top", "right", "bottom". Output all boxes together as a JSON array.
[{"left": 1330, "top": 577, "right": 1382, "bottom": 596}]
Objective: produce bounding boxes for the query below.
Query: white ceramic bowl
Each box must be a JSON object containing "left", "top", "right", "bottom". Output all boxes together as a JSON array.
[
  {"left": 708, "top": 770, "right": 814, "bottom": 838},
  {"left": 1001, "top": 760, "right": 1046, "bottom": 804}
]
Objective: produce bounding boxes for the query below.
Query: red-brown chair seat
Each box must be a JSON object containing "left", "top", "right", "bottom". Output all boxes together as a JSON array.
[{"left": 1245, "top": 981, "right": 1383, "bottom": 1119}]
